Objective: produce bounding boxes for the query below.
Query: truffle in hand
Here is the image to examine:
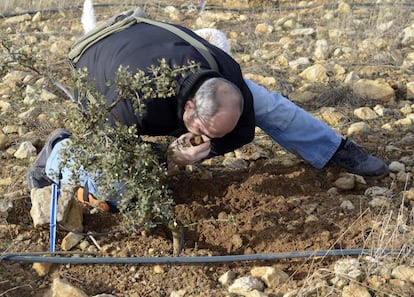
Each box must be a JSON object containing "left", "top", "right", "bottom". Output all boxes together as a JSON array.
[{"left": 190, "top": 135, "right": 204, "bottom": 146}]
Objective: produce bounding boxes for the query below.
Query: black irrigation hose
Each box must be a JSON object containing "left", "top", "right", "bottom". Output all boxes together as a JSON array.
[
  {"left": 0, "top": 249, "right": 407, "bottom": 265},
  {"left": 1, "top": 1, "right": 413, "bottom": 18}
]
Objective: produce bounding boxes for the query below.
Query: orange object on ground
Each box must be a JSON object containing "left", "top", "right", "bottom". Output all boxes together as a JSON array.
[{"left": 76, "top": 187, "right": 111, "bottom": 212}]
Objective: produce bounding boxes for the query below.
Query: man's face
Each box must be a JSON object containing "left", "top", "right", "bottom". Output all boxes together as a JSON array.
[{"left": 183, "top": 99, "right": 239, "bottom": 139}]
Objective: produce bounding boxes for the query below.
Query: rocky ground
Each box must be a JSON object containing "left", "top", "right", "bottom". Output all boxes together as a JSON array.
[{"left": 1, "top": 0, "right": 414, "bottom": 296}]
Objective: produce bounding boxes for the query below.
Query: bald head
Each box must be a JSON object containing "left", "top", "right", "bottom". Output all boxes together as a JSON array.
[{"left": 183, "top": 77, "right": 243, "bottom": 138}]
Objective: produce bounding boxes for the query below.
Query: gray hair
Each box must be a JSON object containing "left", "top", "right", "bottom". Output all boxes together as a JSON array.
[{"left": 193, "top": 77, "right": 243, "bottom": 122}]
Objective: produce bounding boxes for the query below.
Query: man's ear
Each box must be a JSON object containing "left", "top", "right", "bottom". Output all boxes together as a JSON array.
[{"left": 184, "top": 98, "right": 195, "bottom": 111}]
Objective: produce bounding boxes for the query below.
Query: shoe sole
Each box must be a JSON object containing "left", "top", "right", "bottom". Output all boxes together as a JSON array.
[{"left": 27, "top": 128, "right": 72, "bottom": 190}]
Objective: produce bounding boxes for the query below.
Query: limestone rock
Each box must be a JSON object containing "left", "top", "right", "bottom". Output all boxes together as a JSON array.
[
  {"left": 388, "top": 161, "right": 405, "bottom": 173},
  {"left": 30, "top": 184, "right": 77, "bottom": 228},
  {"left": 255, "top": 23, "right": 273, "bottom": 35},
  {"left": 289, "top": 57, "right": 311, "bottom": 70},
  {"left": 14, "top": 141, "right": 37, "bottom": 159},
  {"left": 340, "top": 200, "right": 355, "bottom": 210},
  {"left": 406, "top": 187, "right": 414, "bottom": 200},
  {"left": 364, "top": 186, "right": 390, "bottom": 198},
  {"left": 314, "top": 39, "right": 329, "bottom": 60},
  {"left": 334, "top": 258, "right": 361, "bottom": 281},
  {"left": 32, "top": 262, "right": 53, "bottom": 277},
  {"left": 61, "top": 197, "right": 84, "bottom": 232},
  {"left": 251, "top": 266, "right": 289, "bottom": 288},
  {"left": 170, "top": 289, "right": 187, "bottom": 297},
  {"left": 347, "top": 122, "right": 371, "bottom": 136},
  {"left": 4, "top": 14, "right": 31, "bottom": 24},
  {"left": 219, "top": 270, "right": 237, "bottom": 286},
  {"left": 398, "top": 24, "right": 414, "bottom": 47},
  {"left": 290, "top": 28, "right": 315, "bottom": 37},
  {"left": 61, "top": 232, "right": 84, "bottom": 251},
  {"left": 0, "top": 100, "right": 11, "bottom": 113},
  {"left": 51, "top": 278, "right": 88, "bottom": 297},
  {"left": 407, "top": 82, "right": 414, "bottom": 99},
  {"left": 229, "top": 276, "right": 264, "bottom": 295},
  {"left": 353, "top": 107, "right": 378, "bottom": 120},
  {"left": 352, "top": 79, "right": 395, "bottom": 101},
  {"left": 299, "top": 64, "right": 328, "bottom": 83},
  {"left": 391, "top": 265, "right": 414, "bottom": 283},
  {"left": 334, "top": 175, "right": 356, "bottom": 190},
  {"left": 342, "top": 283, "right": 371, "bottom": 297}
]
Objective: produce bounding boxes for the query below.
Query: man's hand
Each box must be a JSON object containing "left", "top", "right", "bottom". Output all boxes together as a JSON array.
[{"left": 168, "top": 133, "right": 211, "bottom": 166}]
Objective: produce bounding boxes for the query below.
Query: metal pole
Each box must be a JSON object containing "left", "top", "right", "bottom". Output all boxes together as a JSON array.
[{"left": 50, "top": 183, "right": 60, "bottom": 252}]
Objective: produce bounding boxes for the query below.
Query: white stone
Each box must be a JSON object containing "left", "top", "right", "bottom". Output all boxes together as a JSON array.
[
  {"left": 406, "top": 187, "right": 414, "bottom": 200},
  {"left": 314, "top": 39, "right": 329, "bottom": 60},
  {"left": 250, "top": 266, "right": 289, "bottom": 288},
  {"left": 369, "top": 197, "right": 389, "bottom": 208},
  {"left": 334, "top": 175, "right": 356, "bottom": 190},
  {"left": 255, "top": 23, "right": 273, "bottom": 35},
  {"left": 399, "top": 25, "right": 414, "bottom": 47},
  {"left": 334, "top": 258, "right": 360, "bottom": 276},
  {"left": 170, "top": 289, "right": 187, "bottom": 297},
  {"left": 4, "top": 14, "right": 31, "bottom": 24},
  {"left": 340, "top": 200, "right": 355, "bottom": 210},
  {"left": 219, "top": 270, "right": 237, "bottom": 286},
  {"left": 337, "top": 2, "right": 351, "bottom": 14},
  {"left": 388, "top": 161, "right": 405, "bottom": 173},
  {"left": 0, "top": 100, "right": 11, "bottom": 112},
  {"left": 392, "top": 265, "right": 414, "bottom": 283},
  {"left": 353, "top": 107, "right": 378, "bottom": 120},
  {"left": 344, "top": 71, "right": 360, "bottom": 84},
  {"left": 353, "top": 79, "right": 395, "bottom": 101},
  {"left": 289, "top": 57, "right": 311, "bottom": 69},
  {"left": 377, "top": 21, "right": 394, "bottom": 32},
  {"left": 347, "top": 122, "right": 370, "bottom": 136},
  {"left": 32, "top": 262, "right": 52, "bottom": 277},
  {"left": 299, "top": 64, "right": 328, "bottom": 82},
  {"left": 374, "top": 104, "right": 393, "bottom": 116},
  {"left": 51, "top": 278, "right": 88, "bottom": 297},
  {"left": 61, "top": 232, "right": 84, "bottom": 251},
  {"left": 2, "top": 125, "right": 19, "bottom": 134},
  {"left": 229, "top": 276, "right": 264, "bottom": 295},
  {"left": 342, "top": 283, "right": 371, "bottom": 297},
  {"left": 14, "top": 141, "right": 37, "bottom": 159},
  {"left": 364, "top": 186, "right": 390, "bottom": 198},
  {"left": 407, "top": 82, "right": 414, "bottom": 99},
  {"left": 18, "top": 107, "right": 42, "bottom": 119},
  {"left": 30, "top": 185, "right": 76, "bottom": 228},
  {"left": 290, "top": 28, "right": 315, "bottom": 36},
  {"left": 0, "top": 198, "right": 13, "bottom": 213}
]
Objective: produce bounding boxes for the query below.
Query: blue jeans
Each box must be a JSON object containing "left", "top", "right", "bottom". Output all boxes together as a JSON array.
[
  {"left": 45, "top": 138, "right": 121, "bottom": 207},
  {"left": 46, "top": 79, "right": 342, "bottom": 199},
  {"left": 245, "top": 79, "right": 341, "bottom": 169}
]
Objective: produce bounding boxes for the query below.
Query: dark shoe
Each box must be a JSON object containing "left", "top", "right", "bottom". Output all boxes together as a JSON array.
[
  {"left": 27, "top": 129, "right": 72, "bottom": 190},
  {"left": 330, "top": 138, "right": 388, "bottom": 177}
]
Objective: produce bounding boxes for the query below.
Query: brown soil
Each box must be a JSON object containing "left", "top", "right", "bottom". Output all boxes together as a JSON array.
[{"left": 1, "top": 150, "right": 409, "bottom": 296}]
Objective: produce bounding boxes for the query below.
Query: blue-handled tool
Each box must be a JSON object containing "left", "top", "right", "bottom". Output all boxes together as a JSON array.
[
  {"left": 200, "top": 0, "right": 205, "bottom": 12},
  {"left": 50, "top": 182, "right": 60, "bottom": 252}
]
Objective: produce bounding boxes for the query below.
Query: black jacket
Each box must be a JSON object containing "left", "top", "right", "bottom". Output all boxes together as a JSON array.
[{"left": 75, "top": 22, "right": 255, "bottom": 156}]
